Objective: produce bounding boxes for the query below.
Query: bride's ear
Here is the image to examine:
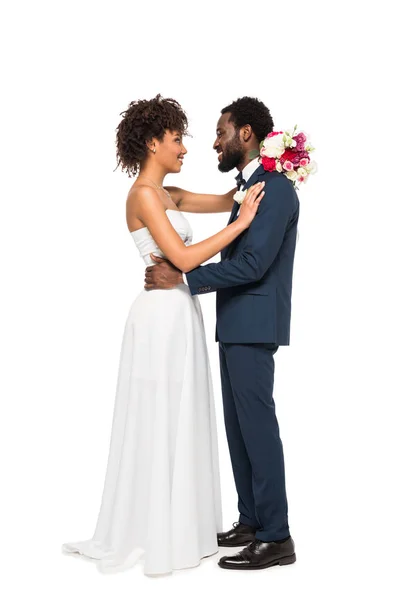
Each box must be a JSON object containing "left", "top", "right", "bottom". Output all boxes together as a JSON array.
[{"left": 146, "top": 139, "right": 157, "bottom": 154}]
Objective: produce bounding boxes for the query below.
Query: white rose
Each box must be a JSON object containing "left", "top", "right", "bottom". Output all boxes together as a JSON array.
[
  {"left": 283, "top": 133, "right": 297, "bottom": 148},
  {"left": 276, "top": 161, "right": 283, "bottom": 173},
  {"left": 262, "top": 134, "right": 285, "bottom": 158},
  {"left": 233, "top": 190, "right": 247, "bottom": 205},
  {"left": 297, "top": 167, "right": 308, "bottom": 178},
  {"left": 285, "top": 170, "right": 298, "bottom": 182},
  {"left": 305, "top": 161, "right": 318, "bottom": 174}
]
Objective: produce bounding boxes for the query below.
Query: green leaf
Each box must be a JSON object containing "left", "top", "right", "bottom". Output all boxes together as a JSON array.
[{"left": 249, "top": 149, "right": 260, "bottom": 160}]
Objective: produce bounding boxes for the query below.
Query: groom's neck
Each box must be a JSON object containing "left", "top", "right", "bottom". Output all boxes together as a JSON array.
[{"left": 238, "top": 148, "right": 260, "bottom": 172}]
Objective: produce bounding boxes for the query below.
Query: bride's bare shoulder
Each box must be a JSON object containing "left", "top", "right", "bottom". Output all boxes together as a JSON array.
[
  {"left": 126, "top": 184, "right": 162, "bottom": 211},
  {"left": 126, "top": 185, "right": 165, "bottom": 231},
  {"left": 127, "top": 183, "right": 158, "bottom": 201}
]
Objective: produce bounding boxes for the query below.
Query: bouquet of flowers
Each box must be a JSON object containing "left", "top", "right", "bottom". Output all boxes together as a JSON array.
[{"left": 260, "top": 125, "right": 317, "bottom": 187}]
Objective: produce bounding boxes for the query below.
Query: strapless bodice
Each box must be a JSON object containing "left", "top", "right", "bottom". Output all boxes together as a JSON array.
[{"left": 130, "top": 209, "right": 193, "bottom": 266}]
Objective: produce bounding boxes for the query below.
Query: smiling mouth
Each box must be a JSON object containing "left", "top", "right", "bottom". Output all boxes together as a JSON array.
[{"left": 218, "top": 152, "right": 223, "bottom": 161}]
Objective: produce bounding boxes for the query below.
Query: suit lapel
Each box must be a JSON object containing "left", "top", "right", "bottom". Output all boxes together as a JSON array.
[
  {"left": 227, "top": 199, "right": 240, "bottom": 226},
  {"left": 222, "top": 164, "right": 265, "bottom": 259},
  {"left": 222, "top": 201, "right": 238, "bottom": 258},
  {"left": 242, "top": 164, "right": 265, "bottom": 191},
  {"left": 227, "top": 164, "right": 265, "bottom": 224}
]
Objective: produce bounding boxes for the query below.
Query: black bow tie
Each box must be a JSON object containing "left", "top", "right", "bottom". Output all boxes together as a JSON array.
[{"left": 235, "top": 172, "right": 246, "bottom": 190}]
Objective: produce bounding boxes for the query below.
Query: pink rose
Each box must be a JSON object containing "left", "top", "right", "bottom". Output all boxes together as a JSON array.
[
  {"left": 283, "top": 160, "right": 294, "bottom": 171},
  {"left": 299, "top": 157, "right": 310, "bottom": 167},
  {"left": 266, "top": 131, "right": 283, "bottom": 138},
  {"left": 293, "top": 132, "right": 307, "bottom": 151},
  {"left": 261, "top": 156, "right": 277, "bottom": 172}
]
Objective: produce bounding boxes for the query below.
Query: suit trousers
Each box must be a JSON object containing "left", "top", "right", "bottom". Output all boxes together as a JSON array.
[{"left": 219, "top": 342, "right": 290, "bottom": 541}]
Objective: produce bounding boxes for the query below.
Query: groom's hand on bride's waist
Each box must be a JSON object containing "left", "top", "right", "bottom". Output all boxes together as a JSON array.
[{"left": 144, "top": 254, "right": 184, "bottom": 290}]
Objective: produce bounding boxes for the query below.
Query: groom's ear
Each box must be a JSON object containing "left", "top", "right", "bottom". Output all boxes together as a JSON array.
[{"left": 241, "top": 124, "right": 253, "bottom": 143}]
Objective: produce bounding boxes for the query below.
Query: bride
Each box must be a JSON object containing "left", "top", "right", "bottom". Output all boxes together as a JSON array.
[{"left": 62, "top": 94, "right": 265, "bottom": 576}]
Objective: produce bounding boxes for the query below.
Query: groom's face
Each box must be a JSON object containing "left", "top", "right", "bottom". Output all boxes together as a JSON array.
[{"left": 213, "top": 112, "right": 244, "bottom": 173}]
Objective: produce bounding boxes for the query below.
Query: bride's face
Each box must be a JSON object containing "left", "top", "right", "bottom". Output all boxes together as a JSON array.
[{"left": 155, "top": 129, "right": 187, "bottom": 173}]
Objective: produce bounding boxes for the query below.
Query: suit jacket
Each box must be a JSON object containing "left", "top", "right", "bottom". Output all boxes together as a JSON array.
[{"left": 186, "top": 165, "right": 299, "bottom": 344}]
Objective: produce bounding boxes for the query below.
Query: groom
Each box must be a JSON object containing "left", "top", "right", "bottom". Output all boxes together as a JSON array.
[{"left": 145, "top": 97, "right": 299, "bottom": 570}]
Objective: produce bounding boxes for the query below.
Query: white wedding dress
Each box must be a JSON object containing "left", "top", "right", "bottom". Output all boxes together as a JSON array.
[{"left": 63, "top": 209, "right": 222, "bottom": 575}]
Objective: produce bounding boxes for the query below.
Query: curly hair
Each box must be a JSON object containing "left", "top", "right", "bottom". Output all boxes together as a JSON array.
[
  {"left": 221, "top": 97, "right": 274, "bottom": 143},
  {"left": 115, "top": 94, "right": 189, "bottom": 177}
]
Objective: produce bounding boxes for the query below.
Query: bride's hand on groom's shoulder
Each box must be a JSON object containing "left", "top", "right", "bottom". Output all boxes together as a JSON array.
[
  {"left": 236, "top": 182, "right": 265, "bottom": 229},
  {"left": 144, "top": 254, "right": 183, "bottom": 290}
]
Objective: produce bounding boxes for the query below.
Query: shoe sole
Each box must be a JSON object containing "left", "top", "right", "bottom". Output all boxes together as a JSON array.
[
  {"left": 217, "top": 538, "right": 256, "bottom": 548},
  {"left": 218, "top": 553, "right": 296, "bottom": 570}
]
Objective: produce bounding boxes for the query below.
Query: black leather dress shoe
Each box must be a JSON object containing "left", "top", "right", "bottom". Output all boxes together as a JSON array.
[
  {"left": 217, "top": 522, "right": 257, "bottom": 547},
  {"left": 218, "top": 537, "right": 296, "bottom": 570}
]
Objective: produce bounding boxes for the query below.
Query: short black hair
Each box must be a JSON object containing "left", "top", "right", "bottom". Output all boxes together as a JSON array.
[
  {"left": 116, "top": 94, "right": 188, "bottom": 177},
  {"left": 221, "top": 97, "right": 274, "bottom": 143}
]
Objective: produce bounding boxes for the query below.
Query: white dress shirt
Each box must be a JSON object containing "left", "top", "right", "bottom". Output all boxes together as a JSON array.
[
  {"left": 182, "top": 157, "right": 260, "bottom": 285},
  {"left": 236, "top": 157, "right": 260, "bottom": 216},
  {"left": 241, "top": 157, "right": 261, "bottom": 187}
]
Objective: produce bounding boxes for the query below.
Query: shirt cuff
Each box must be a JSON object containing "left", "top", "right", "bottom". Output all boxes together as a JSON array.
[{"left": 182, "top": 273, "right": 188, "bottom": 285}]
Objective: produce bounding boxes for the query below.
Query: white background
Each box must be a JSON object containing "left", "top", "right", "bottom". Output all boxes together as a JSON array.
[{"left": 1, "top": 1, "right": 399, "bottom": 598}]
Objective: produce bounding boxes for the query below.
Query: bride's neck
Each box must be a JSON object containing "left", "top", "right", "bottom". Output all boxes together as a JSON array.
[{"left": 137, "top": 166, "right": 167, "bottom": 188}]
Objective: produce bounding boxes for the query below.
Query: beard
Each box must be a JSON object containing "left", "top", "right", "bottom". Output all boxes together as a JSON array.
[{"left": 218, "top": 133, "right": 245, "bottom": 173}]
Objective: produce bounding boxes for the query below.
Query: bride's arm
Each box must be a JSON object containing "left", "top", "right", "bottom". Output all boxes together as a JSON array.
[
  {"left": 165, "top": 186, "right": 236, "bottom": 213},
  {"left": 129, "top": 185, "right": 264, "bottom": 274}
]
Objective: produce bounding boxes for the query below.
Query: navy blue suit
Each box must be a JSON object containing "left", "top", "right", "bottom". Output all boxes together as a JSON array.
[{"left": 186, "top": 165, "right": 299, "bottom": 541}]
